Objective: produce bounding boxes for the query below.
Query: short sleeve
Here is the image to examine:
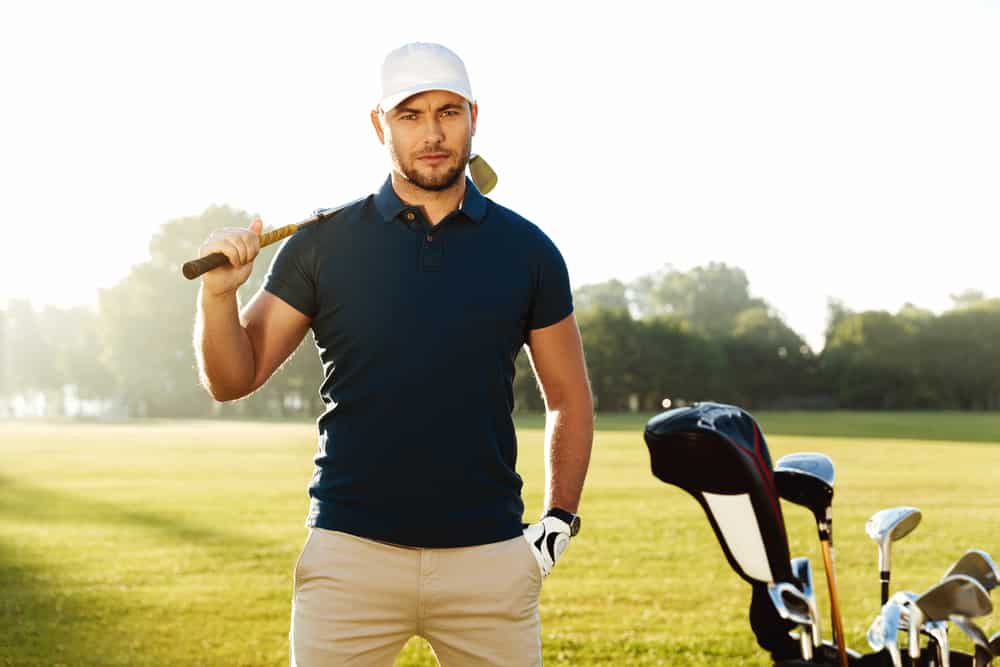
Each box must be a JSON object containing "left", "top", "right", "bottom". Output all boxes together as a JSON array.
[
  {"left": 263, "top": 229, "right": 318, "bottom": 318},
  {"left": 528, "top": 234, "right": 574, "bottom": 330}
]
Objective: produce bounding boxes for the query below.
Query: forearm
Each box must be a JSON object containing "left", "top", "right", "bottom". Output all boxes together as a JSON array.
[
  {"left": 543, "top": 391, "right": 594, "bottom": 513},
  {"left": 194, "top": 286, "right": 256, "bottom": 401}
]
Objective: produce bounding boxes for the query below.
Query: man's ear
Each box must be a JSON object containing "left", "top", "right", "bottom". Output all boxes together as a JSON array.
[
  {"left": 370, "top": 109, "right": 386, "bottom": 145},
  {"left": 470, "top": 102, "right": 478, "bottom": 137}
]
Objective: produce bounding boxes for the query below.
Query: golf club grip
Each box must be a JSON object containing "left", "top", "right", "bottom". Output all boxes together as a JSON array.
[{"left": 181, "top": 223, "right": 300, "bottom": 280}]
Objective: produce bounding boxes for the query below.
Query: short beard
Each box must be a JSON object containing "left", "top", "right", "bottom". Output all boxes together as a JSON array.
[{"left": 395, "top": 136, "right": 472, "bottom": 192}]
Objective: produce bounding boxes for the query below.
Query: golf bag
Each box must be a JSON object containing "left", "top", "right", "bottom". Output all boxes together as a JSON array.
[
  {"left": 644, "top": 402, "right": 803, "bottom": 660},
  {"left": 644, "top": 402, "right": 982, "bottom": 667}
]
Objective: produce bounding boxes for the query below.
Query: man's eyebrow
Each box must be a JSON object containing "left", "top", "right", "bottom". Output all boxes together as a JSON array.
[{"left": 392, "top": 106, "right": 423, "bottom": 116}]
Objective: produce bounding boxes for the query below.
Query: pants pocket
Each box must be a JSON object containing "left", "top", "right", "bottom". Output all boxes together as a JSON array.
[{"left": 292, "top": 530, "right": 315, "bottom": 590}]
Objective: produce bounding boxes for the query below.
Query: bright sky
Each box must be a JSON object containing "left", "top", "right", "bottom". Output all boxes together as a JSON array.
[{"left": 2, "top": 1, "right": 998, "bottom": 350}]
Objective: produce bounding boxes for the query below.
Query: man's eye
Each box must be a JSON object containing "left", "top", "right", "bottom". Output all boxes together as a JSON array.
[
  {"left": 441, "top": 110, "right": 459, "bottom": 117},
  {"left": 401, "top": 114, "right": 417, "bottom": 121}
]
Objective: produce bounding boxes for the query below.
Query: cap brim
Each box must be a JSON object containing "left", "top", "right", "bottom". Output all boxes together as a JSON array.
[{"left": 378, "top": 83, "right": 474, "bottom": 112}]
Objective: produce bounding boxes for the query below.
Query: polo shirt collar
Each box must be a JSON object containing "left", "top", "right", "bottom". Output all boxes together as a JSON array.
[{"left": 373, "top": 175, "right": 488, "bottom": 224}]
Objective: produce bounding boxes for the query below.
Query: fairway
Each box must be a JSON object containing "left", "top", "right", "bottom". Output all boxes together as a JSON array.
[{"left": 1, "top": 413, "right": 999, "bottom": 666}]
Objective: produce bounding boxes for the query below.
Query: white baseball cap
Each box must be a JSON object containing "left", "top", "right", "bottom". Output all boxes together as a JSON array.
[{"left": 378, "top": 42, "right": 474, "bottom": 113}]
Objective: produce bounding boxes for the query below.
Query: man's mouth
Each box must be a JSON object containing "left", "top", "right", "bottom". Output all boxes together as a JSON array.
[{"left": 416, "top": 152, "right": 450, "bottom": 165}]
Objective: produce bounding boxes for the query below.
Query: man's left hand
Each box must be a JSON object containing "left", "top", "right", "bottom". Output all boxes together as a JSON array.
[{"left": 522, "top": 516, "right": 573, "bottom": 578}]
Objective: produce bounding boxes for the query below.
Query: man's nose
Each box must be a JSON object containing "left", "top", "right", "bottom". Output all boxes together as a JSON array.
[{"left": 422, "top": 116, "right": 445, "bottom": 142}]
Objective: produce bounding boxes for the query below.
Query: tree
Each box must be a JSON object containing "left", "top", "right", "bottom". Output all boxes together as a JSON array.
[
  {"left": 629, "top": 262, "right": 766, "bottom": 336},
  {"left": 573, "top": 280, "right": 629, "bottom": 314},
  {"left": 720, "top": 307, "right": 819, "bottom": 409},
  {"left": 822, "top": 310, "right": 931, "bottom": 409}
]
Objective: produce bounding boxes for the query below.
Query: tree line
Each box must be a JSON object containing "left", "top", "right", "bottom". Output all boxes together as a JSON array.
[{"left": 2, "top": 206, "right": 998, "bottom": 418}]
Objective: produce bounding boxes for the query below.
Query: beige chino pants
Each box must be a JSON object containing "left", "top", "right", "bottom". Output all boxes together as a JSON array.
[{"left": 290, "top": 528, "right": 543, "bottom": 666}]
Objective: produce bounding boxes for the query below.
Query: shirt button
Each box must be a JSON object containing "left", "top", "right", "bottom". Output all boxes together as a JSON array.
[
  {"left": 405, "top": 211, "right": 415, "bottom": 221},
  {"left": 426, "top": 235, "right": 433, "bottom": 242}
]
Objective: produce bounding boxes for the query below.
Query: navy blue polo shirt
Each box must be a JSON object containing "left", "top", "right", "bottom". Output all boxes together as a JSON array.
[{"left": 263, "top": 176, "right": 573, "bottom": 547}]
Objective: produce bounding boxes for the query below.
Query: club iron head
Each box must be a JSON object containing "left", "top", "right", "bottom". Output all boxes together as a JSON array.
[
  {"left": 944, "top": 549, "right": 999, "bottom": 592},
  {"left": 922, "top": 620, "right": 949, "bottom": 667},
  {"left": 768, "top": 581, "right": 813, "bottom": 626},
  {"left": 909, "top": 574, "right": 993, "bottom": 660},
  {"left": 866, "top": 506, "right": 922, "bottom": 574},
  {"left": 990, "top": 630, "right": 1000, "bottom": 658},
  {"left": 791, "top": 557, "right": 822, "bottom": 649},
  {"left": 773, "top": 453, "right": 835, "bottom": 524},
  {"left": 949, "top": 615, "right": 993, "bottom": 667},
  {"left": 866, "top": 599, "right": 904, "bottom": 667},
  {"left": 468, "top": 154, "right": 497, "bottom": 194}
]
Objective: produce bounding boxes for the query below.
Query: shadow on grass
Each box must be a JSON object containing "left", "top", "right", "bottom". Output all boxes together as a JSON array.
[{"left": 0, "top": 474, "right": 287, "bottom": 666}]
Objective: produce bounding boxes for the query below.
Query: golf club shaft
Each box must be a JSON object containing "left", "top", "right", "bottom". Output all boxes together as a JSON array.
[
  {"left": 881, "top": 574, "right": 890, "bottom": 606},
  {"left": 820, "top": 539, "right": 849, "bottom": 667}
]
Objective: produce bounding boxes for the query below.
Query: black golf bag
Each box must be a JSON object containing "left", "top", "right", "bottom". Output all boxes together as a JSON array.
[{"left": 643, "top": 402, "right": 978, "bottom": 667}]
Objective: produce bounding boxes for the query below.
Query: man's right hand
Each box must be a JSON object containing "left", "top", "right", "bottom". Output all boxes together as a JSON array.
[{"left": 199, "top": 218, "right": 264, "bottom": 297}]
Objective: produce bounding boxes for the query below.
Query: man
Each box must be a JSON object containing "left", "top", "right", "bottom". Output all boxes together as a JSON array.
[{"left": 193, "top": 42, "right": 593, "bottom": 666}]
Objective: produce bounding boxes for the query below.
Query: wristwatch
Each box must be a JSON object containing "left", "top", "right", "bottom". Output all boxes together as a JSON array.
[{"left": 544, "top": 507, "right": 581, "bottom": 537}]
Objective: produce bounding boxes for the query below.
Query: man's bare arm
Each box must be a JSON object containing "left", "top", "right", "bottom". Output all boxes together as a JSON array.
[
  {"left": 195, "top": 288, "right": 311, "bottom": 401},
  {"left": 193, "top": 218, "right": 312, "bottom": 401},
  {"left": 525, "top": 313, "right": 594, "bottom": 513}
]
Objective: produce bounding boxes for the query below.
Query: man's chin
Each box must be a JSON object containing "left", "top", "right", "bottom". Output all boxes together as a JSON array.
[{"left": 405, "top": 165, "right": 466, "bottom": 192}]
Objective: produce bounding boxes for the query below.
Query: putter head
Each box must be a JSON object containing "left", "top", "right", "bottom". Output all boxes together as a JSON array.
[
  {"left": 645, "top": 402, "right": 792, "bottom": 586},
  {"left": 865, "top": 506, "right": 922, "bottom": 573},
  {"left": 944, "top": 549, "right": 999, "bottom": 592},
  {"left": 791, "top": 557, "right": 821, "bottom": 649},
  {"left": 773, "top": 453, "right": 835, "bottom": 525},
  {"left": 468, "top": 154, "right": 497, "bottom": 194}
]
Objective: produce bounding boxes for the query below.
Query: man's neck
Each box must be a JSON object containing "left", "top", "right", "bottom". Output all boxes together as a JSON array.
[{"left": 391, "top": 171, "right": 466, "bottom": 226}]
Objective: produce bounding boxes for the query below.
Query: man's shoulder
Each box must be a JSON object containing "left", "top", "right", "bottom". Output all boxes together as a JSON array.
[
  {"left": 486, "top": 199, "right": 557, "bottom": 247},
  {"left": 310, "top": 194, "right": 373, "bottom": 228}
]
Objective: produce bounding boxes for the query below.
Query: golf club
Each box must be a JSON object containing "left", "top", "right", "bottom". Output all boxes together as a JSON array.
[
  {"left": 923, "top": 619, "right": 949, "bottom": 667},
  {"left": 773, "top": 452, "right": 848, "bottom": 667},
  {"left": 182, "top": 154, "right": 499, "bottom": 280},
  {"left": 865, "top": 506, "right": 922, "bottom": 605},
  {"left": 866, "top": 598, "right": 904, "bottom": 667},
  {"left": 767, "top": 581, "right": 814, "bottom": 661},
  {"left": 908, "top": 574, "right": 993, "bottom": 663},
  {"left": 944, "top": 549, "right": 999, "bottom": 592},
  {"left": 990, "top": 631, "right": 1000, "bottom": 660},
  {"left": 791, "top": 556, "right": 822, "bottom": 652},
  {"left": 950, "top": 615, "right": 993, "bottom": 667}
]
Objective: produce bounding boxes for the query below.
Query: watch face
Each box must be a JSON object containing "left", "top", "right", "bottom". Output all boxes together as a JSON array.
[{"left": 570, "top": 516, "right": 581, "bottom": 537}]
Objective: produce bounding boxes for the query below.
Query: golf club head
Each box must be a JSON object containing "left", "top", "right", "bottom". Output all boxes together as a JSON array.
[
  {"left": 917, "top": 574, "right": 993, "bottom": 621},
  {"left": 773, "top": 453, "right": 834, "bottom": 526},
  {"left": 645, "top": 402, "right": 792, "bottom": 586},
  {"left": 866, "top": 599, "right": 904, "bottom": 667},
  {"left": 944, "top": 549, "right": 1000, "bottom": 592},
  {"left": 866, "top": 506, "right": 922, "bottom": 574},
  {"left": 922, "top": 620, "right": 949, "bottom": 667},
  {"left": 790, "top": 557, "right": 821, "bottom": 649},
  {"left": 468, "top": 154, "right": 497, "bottom": 194},
  {"left": 949, "top": 615, "right": 993, "bottom": 661},
  {"left": 990, "top": 630, "right": 1000, "bottom": 658},
  {"left": 910, "top": 574, "right": 993, "bottom": 661},
  {"left": 767, "top": 581, "right": 813, "bottom": 626}
]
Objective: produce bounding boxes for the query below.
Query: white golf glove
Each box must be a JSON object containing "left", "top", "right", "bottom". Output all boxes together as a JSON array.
[{"left": 522, "top": 515, "right": 573, "bottom": 578}]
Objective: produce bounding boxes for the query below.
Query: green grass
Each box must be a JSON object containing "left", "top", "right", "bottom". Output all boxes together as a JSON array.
[{"left": 1, "top": 414, "right": 998, "bottom": 665}]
